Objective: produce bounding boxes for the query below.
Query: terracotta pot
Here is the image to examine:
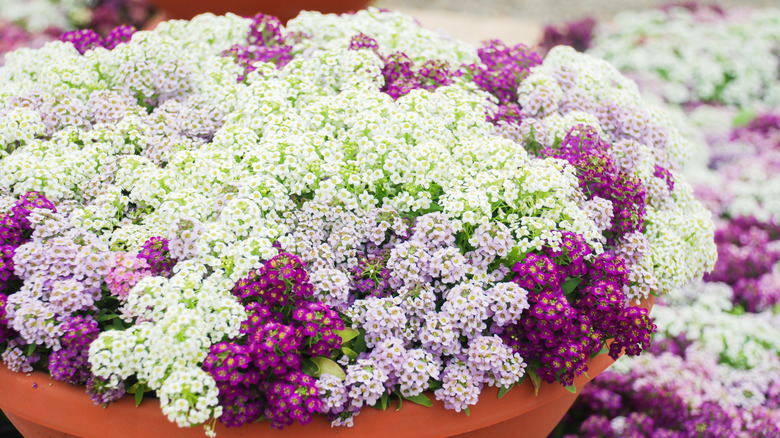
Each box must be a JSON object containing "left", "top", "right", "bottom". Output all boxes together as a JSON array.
[
  {"left": 146, "top": 0, "right": 373, "bottom": 23},
  {"left": 0, "top": 297, "right": 653, "bottom": 438}
]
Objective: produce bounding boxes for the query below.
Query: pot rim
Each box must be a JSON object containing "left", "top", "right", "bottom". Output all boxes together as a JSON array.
[{"left": 0, "top": 296, "right": 653, "bottom": 438}]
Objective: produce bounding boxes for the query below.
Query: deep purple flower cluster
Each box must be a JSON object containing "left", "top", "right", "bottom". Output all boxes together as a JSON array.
[
  {"left": 732, "top": 112, "right": 780, "bottom": 139},
  {"left": 0, "top": 245, "right": 15, "bottom": 294},
  {"left": 502, "top": 235, "right": 595, "bottom": 385},
  {"left": 86, "top": 375, "right": 127, "bottom": 405},
  {"left": 469, "top": 40, "right": 543, "bottom": 104},
  {"left": 204, "top": 252, "right": 344, "bottom": 429},
  {"left": 137, "top": 236, "right": 177, "bottom": 276},
  {"left": 60, "top": 25, "right": 136, "bottom": 55},
  {"left": 346, "top": 33, "right": 455, "bottom": 99},
  {"left": 102, "top": 25, "right": 136, "bottom": 50},
  {"left": 503, "top": 232, "right": 654, "bottom": 385},
  {"left": 559, "top": 370, "right": 778, "bottom": 438},
  {"left": 488, "top": 102, "right": 524, "bottom": 126},
  {"left": 539, "top": 17, "right": 596, "bottom": 55},
  {"left": 347, "top": 32, "right": 379, "bottom": 51},
  {"left": 225, "top": 14, "right": 293, "bottom": 81},
  {"left": 10, "top": 192, "right": 56, "bottom": 230},
  {"left": 48, "top": 316, "right": 100, "bottom": 385},
  {"left": 0, "top": 293, "right": 11, "bottom": 344},
  {"left": 262, "top": 371, "right": 322, "bottom": 429},
  {"left": 704, "top": 216, "right": 780, "bottom": 311},
  {"left": 380, "top": 52, "right": 420, "bottom": 99},
  {"left": 0, "top": 192, "right": 56, "bottom": 293},
  {"left": 232, "top": 253, "right": 314, "bottom": 308},
  {"left": 549, "top": 125, "right": 647, "bottom": 240}
]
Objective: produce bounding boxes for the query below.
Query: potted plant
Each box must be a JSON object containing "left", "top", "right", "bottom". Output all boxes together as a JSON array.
[{"left": 0, "top": 8, "right": 715, "bottom": 437}]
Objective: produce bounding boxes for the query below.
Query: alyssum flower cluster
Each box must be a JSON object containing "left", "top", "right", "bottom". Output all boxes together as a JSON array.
[{"left": 0, "top": 8, "right": 715, "bottom": 434}]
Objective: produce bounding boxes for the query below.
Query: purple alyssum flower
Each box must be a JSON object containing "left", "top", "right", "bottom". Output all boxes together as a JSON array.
[{"left": 48, "top": 316, "right": 100, "bottom": 385}]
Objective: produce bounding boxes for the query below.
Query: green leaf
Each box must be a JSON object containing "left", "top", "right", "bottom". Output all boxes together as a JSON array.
[
  {"left": 395, "top": 392, "right": 403, "bottom": 411},
  {"left": 427, "top": 380, "right": 443, "bottom": 390},
  {"left": 311, "top": 356, "right": 346, "bottom": 380},
  {"left": 732, "top": 108, "right": 756, "bottom": 128},
  {"left": 563, "top": 384, "right": 577, "bottom": 394},
  {"left": 25, "top": 343, "right": 36, "bottom": 357},
  {"left": 379, "top": 392, "right": 389, "bottom": 410},
  {"left": 112, "top": 318, "right": 124, "bottom": 330},
  {"left": 96, "top": 313, "right": 119, "bottom": 322},
  {"left": 561, "top": 277, "right": 582, "bottom": 296},
  {"left": 402, "top": 393, "right": 433, "bottom": 407},
  {"left": 301, "top": 358, "right": 319, "bottom": 377},
  {"left": 497, "top": 384, "right": 514, "bottom": 399},
  {"left": 583, "top": 371, "right": 590, "bottom": 380},
  {"left": 464, "top": 407, "right": 471, "bottom": 416},
  {"left": 333, "top": 328, "right": 360, "bottom": 345},
  {"left": 528, "top": 369, "right": 542, "bottom": 397},
  {"left": 352, "top": 329, "right": 368, "bottom": 354},
  {"left": 341, "top": 346, "right": 359, "bottom": 360},
  {"left": 131, "top": 382, "right": 149, "bottom": 407}
]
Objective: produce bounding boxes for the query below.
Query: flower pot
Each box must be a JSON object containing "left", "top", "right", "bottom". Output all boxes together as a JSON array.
[
  {"left": 0, "top": 298, "right": 653, "bottom": 438},
  {"left": 146, "top": 0, "right": 373, "bottom": 22}
]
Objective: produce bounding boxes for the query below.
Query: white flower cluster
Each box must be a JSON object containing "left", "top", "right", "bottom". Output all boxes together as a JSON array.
[
  {"left": 588, "top": 6, "right": 780, "bottom": 108},
  {"left": 89, "top": 264, "right": 245, "bottom": 424}
]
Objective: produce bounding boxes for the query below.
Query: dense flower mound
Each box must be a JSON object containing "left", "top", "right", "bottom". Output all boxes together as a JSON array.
[{"left": 0, "top": 8, "right": 715, "bottom": 434}]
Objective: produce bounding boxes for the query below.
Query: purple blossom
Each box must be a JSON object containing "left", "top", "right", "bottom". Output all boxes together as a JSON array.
[
  {"left": 547, "top": 124, "right": 647, "bottom": 241},
  {"left": 381, "top": 52, "right": 420, "bottom": 99},
  {"left": 206, "top": 251, "right": 346, "bottom": 429},
  {"left": 137, "top": 236, "right": 177, "bottom": 276},
  {"left": 559, "top": 353, "right": 778, "bottom": 437},
  {"left": 224, "top": 14, "right": 293, "bottom": 81},
  {"left": 86, "top": 375, "right": 126, "bottom": 405},
  {"left": 0, "top": 292, "right": 13, "bottom": 344},
  {"left": 348, "top": 33, "right": 379, "bottom": 52},
  {"left": 539, "top": 18, "right": 596, "bottom": 55},
  {"left": 60, "top": 25, "right": 137, "bottom": 54},
  {"left": 48, "top": 316, "right": 99, "bottom": 385},
  {"left": 60, "top": 29, "right": 103, "bottom": 54},
  {"left": 469, "top": 40, "right": 543, "bottom": 104},
  {"left": 102, "top": 25, "right": 136, "bottom": 50},
  {"left": 263, "top": 371, "right": 323, "bottom": 429}
]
